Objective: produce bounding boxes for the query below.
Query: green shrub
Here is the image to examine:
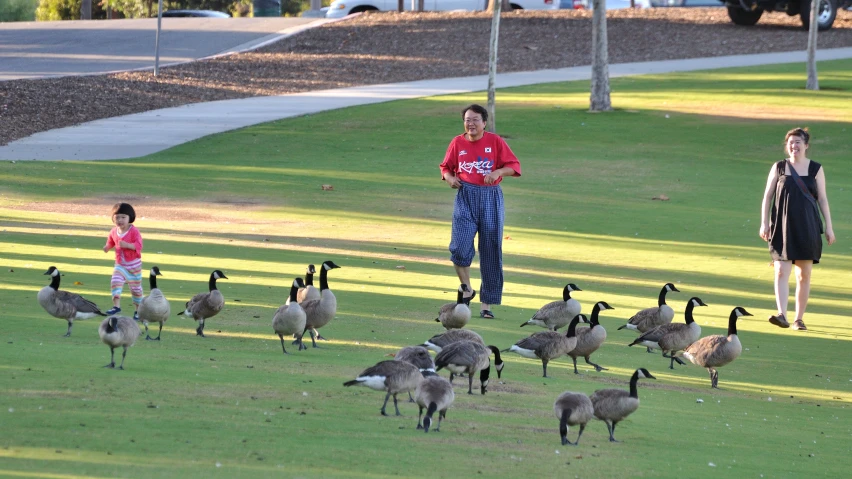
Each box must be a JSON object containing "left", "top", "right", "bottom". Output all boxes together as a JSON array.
[{"left": 0, "top": 0, "right": 39, "bottom": 21}]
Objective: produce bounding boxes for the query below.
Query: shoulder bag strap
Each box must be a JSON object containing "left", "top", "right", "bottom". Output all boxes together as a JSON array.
[{"left": 785, "top": 160, "right": 818, "bottom": 207}]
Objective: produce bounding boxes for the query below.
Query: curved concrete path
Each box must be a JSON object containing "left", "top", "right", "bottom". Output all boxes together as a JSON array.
[{"left": 2, "top": 47, "right": 851, "bottom": 161}]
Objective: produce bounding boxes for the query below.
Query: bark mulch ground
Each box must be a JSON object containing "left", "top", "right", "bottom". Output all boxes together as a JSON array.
[{"left": 1, "top": 9, "right": 851, "bottom": 146}]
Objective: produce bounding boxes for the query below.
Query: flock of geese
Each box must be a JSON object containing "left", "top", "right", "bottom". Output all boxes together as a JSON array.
[{"left": 36, "top": 265, "right": 752, "bottom": 444}]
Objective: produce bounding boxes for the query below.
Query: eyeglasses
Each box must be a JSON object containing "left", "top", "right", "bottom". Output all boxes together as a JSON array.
[{"left": 464, "top": 117, "right": 483, "bottom": 124}]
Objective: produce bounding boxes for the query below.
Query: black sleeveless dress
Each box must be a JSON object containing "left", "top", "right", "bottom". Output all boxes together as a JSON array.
[{"left": 769, "top": 160, "right": 823, "bottom": 264}]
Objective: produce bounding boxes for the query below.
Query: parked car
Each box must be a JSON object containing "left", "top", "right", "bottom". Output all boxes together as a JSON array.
[
  {"left": 161, "top": 10, "right": 232, "bottom": 17},
  {"left": 649, "top": 0, "right": 722, "bottom": 5},
  {"left": 326, "top": 0, "right": 559, "bottom": 18},
  {"left": 724, "top": 0, "right": 850, "bottom": 31},
  {"left": 560, "top": 0, "right": 651, "bottom": 9}
]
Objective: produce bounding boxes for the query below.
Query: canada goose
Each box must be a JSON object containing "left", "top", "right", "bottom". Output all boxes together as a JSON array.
[
  {"left": 435, "top": 284, "right": 472, "bottom": 330},
  {"left": 98, "top": 315, "right": 141, "bottom": 370},
  {"left": 177, "top": 270, "right": 227, "bottom": 338},
  {"left": 37, "top": 266, "right": 107, "bottom": 337},
  {"left": 618, "top": 283, "right": 680, "bottom": 352},
  {"left": 416, "top": 373, "right": 455, "bottom": 433},
  {"left": 681, "top": 306, "right": 752, "bottom": 388},
  {"left": 285, "top": 264, "right": 322, "bottom": 341},
  {"left": 422, "top": 329, "right": 484, "bottom": 353},
  {"left": 504, "top": 314, "right": 583, "bottom": 378},
  {"left": 629, "top": 297, "right": 706, "bottom": 369},
  {"left": 568, "top": 301, "right": 615, "bottom": 374},
  {"left": 300, "top": 260, "right": 341, "bottom": 348},
  {"left": 590, "top": 368, "right": 656, "bottom": 442},
  {"left": 521, "top": 283, "right": 582, "bottom": 331},
  {"left": 343, "top": 360, "right": 423, "bottom": 416},
  {"left": 137, "top": 266, "right": 170, "bottom": 341},
  {"left": 273, "top": 278, "right": 307, "bottom": 354},
  {"left": 434, "top": 340, "right": 504, "bottom": 395},
  {"left": 553, "top": 391, "right": 594, "bottom": 445},
  {"left": 395, "top": 345, "right": 437, "bottom": 402}
]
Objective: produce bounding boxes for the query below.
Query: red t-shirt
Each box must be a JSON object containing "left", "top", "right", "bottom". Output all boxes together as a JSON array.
[
  {"left": 440, "top": 132, "right": 521, "bottom": 186},
  {"left": 105, "top": 225, "right": 143, "bottom": 264}
]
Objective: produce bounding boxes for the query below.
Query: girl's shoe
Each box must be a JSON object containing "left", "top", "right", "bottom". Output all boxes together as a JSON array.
[
  {"left": 768, "top": 313, "right": 789, "bottom": 328},
  {"left": 105, "top": 306, "right": 121, "bottom": 316},
  {"left": 792, "top": 319, "right": 807, "bottom": 331}
]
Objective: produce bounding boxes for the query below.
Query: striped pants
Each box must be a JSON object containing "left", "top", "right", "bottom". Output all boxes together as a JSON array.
[
  {"left": 111, "top": 259, "right": 143, "bottom": 305},
  {"left": 449, "top": 182, "right": 505, "bottom": 305}
]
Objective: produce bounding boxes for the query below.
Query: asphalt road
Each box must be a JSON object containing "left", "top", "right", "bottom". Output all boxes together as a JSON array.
[{"left": 0, "top": 17, "right": 322, "bottom": 81}]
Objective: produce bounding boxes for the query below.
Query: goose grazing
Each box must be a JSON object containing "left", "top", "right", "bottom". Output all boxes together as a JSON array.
[
  {"left": 343, "top": 360, "right": 423, "bottom": 416},
  {"left": 629, "top": 297, "right": 706, "bottom": 369},
  {"left": 299, "top": 260, "right": 341, "bottom": 348},
  {"left": 568, "top": 301, "right": 615, "bottom": 374},
  {"left": 37, "top": 266, "right": 107, "bottom": 337},
  {"left": 177, "top": 270, "right": 227, "bottom": 338},
  {"left": 553, "top": 391, "right": 594, "bottom": 446},
  {"left": 273, "top": 278, "right": 307, "bottom": 354},
  {"left": 98, "top": 315, "right": 141, "bottom": 370},
  {"left": 422, "top": 329, "right": 484, "bottom": 354},
  {"left": 618, "top": 282, "right": 680, "bottom": 352},
  {"left": 521, "top": 283, "right": 582, "bottom": 331},
  {"left": 415, "top": 373, "right": 455, "bottom": 433},
  {"left": 435, "top": 284, "right": 472, "bottom": 330},
  {"left": 681, "top": 306, "right": 752, "bottom": 388},
  {"left": 395, "top": 345, "right": 436, "bottom": 402},
  {"left": 504, "top": 314, "right": 583, "bottom": 378},
  {"left": 434, "top": 340, "right": 504, "bottom": 395},
  {"left": 590, "top": 368, "right": 656, "bottom": 442},
  {"left": 137, "top": 266, "right": 170, "bottom": 341}
]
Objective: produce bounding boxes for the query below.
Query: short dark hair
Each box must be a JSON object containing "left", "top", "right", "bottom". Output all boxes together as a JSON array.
[
  {"left": 111, "top": 203, "right": 136, "bottom": 223},
  {"left": 785, "top": 127, "right": 810, "bottom": 145},
  {"left": 461, "top": 104, "right": 488, "bottom": 122}
]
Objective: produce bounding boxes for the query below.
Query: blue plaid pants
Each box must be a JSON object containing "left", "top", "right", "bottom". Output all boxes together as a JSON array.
[{"left": 449, "top": 182, "right": 505, "bottom": 305}]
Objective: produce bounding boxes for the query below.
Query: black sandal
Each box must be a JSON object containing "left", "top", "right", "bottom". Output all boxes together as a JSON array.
[
  {"left": 479, "top": 310, "right": 494, "bottom": 319},
  {"left": 463, "top": 290, "right": 476, "bottom": 306}
]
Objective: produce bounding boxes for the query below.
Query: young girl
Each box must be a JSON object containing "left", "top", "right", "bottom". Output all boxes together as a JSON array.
[{"left": 103, "top": 203, "right": 144, "bottom": 320}]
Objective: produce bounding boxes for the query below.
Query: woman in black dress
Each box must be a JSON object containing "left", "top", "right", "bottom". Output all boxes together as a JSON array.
[{"left": 759, "top": 128, "right": 836, "bottom": 331}]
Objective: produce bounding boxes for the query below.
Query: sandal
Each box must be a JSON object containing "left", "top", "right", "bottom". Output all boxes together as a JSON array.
[
  {"left": 479, "top": 310, "right": 494, "bottom": 319},
  {"left": 792, "top": 319, "right": 807, "bottom": 331},
  {"left": 768, "top": 313, "right": 790, "bottom": 328},
  {"left": 463, "top": 289, "right": 476, "bottom": 306}
]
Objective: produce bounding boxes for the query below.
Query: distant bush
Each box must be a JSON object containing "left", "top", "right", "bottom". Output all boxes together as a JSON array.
[
  {"left": 0, "top": 0, "right": 39, "bottom": 21},
  {"left": 35, "top": 0, "right": 82, "bottom": 20}
]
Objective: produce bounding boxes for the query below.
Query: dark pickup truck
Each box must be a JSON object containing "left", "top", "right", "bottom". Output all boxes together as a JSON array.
[{"left": 724, "top": 0, "right": 851, "bottom": 30}]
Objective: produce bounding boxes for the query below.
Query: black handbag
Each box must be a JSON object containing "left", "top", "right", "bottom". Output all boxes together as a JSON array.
[{"left": 785, "top": 160, "right": 824, "bottom": 234}]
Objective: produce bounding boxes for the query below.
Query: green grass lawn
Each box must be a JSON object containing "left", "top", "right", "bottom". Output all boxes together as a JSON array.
[{"left": 0, "top": 59, "right": 850, "bottom": 478}]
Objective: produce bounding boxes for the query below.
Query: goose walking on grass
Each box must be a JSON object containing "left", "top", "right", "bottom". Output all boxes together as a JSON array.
[
  {"left": 434, "top": 340, "right": 504, "bottom": 395},
  {"left": 343, "top": 360, "right": 423, "bottom": 416},
  {"left": 681, "top": 306, "right": 752, "bottom": 388},
  {"left": 287, "top": 264, "right": 323, "bottom": 340},
  {"left": 629, "top": 297, "right": 706, "bottom": 369},
  {"left": 568, "top": 301, "right": 614, "bottom": 374},
  {"left": 38, "top": 266, "right": 107, "bottom": 337},
  {"left": 98, "top": 315, "right": 141, "bottom": 370},
  {"left": 273, "top": 278, "right": 307, "bottom": 354},
  {"left": 415, "top": 373, "right": 455, "bottom": 433},
  {"left": 618, "top": 282, "right": 680, "bottom": 352},
  {"left": 590, "top": 368, "right": 656, "bottom": 442},
  {"left": 553, "top": 391, "right": 594, "bottom": 446},
  {"left": 435, "top": 284, "right": 472, "bottom": 330},
  {"left": 138, "top": 266, "right": 170, "bottom": 341},
  {"left": 177, "top": 270, "right": 227, "bottom": 338},
  {"left": 299, "top": 260, "right": 341, "bottom": 348},
  {"left": 422, "top": 329, "right": 484, "bottom": 353},
  {"left": 504, "top": 314, "right": 583, "bottom": 378},
  {"left": 521, "top": 283, "right": 582, "bottom": 331}
]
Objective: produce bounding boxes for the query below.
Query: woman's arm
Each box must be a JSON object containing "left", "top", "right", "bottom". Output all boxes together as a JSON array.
[
  {"left": 759, "top": 165, "right": 779, "bottom": 242},
  {"left": 815, "top": 168, "right": 835, "bottom": 245}
]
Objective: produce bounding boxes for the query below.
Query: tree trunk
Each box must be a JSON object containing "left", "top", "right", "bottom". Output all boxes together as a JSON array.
[
  {"left": 398, "top": 0, "right": 404, "bottom": 11},
  {"left": 487, "top": 0, "right": 501, "bottom": 133},
  {"left": 805, "top": 0, "right": 819, "bottom": 90},
  {"left": 80, "top": 0, "right": 92, "bottom": 19},
  {"left": 590, "top": 0, "right": 612, "bottom": 111},
  {"left": 311, "top": 0, "right": 322, "bottom": 11}
]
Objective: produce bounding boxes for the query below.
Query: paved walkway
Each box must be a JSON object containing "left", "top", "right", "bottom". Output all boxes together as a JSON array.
[{"left": 2, "top": 47, "right": 851, "bottom": 161}]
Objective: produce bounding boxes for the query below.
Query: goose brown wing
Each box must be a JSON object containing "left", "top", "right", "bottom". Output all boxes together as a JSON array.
[
  {"left": 531, "top": 300, "right": 564, "bottom": 320},
  {"left": 56, "top": 290, "right": 103, "bottom": 314},
  {"left": 684, "top": 334, "right": 727, "bottom": 363},
  {"left": 515, "top": 331, "right": 560, "bottom": 352}
]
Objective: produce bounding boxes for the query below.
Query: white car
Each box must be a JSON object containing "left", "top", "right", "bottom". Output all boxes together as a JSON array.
[{"left": 325, "top": 0, "right": 559, "bottom": 18}]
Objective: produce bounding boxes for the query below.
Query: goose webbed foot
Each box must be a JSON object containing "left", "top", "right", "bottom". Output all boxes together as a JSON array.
[
  {"left": 146, "top": 335, "right": 155, "bottom": 341},
  {"left": 645, "top": 347, "right": 655, "bottom": 353},
  {"left": 103, "top": 363, "right": 115, "bottom": 369}
]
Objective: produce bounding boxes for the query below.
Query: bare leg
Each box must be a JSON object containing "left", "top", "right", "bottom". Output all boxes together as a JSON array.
[
  {"left": 793, "top": 261, "right": 813, "bottom": 322},
  {"left": 774, "top": 260, "right": 793, "bottom": 318},
  {"left": 454, "top": 264, "right": 471, "bottom": 292}
]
